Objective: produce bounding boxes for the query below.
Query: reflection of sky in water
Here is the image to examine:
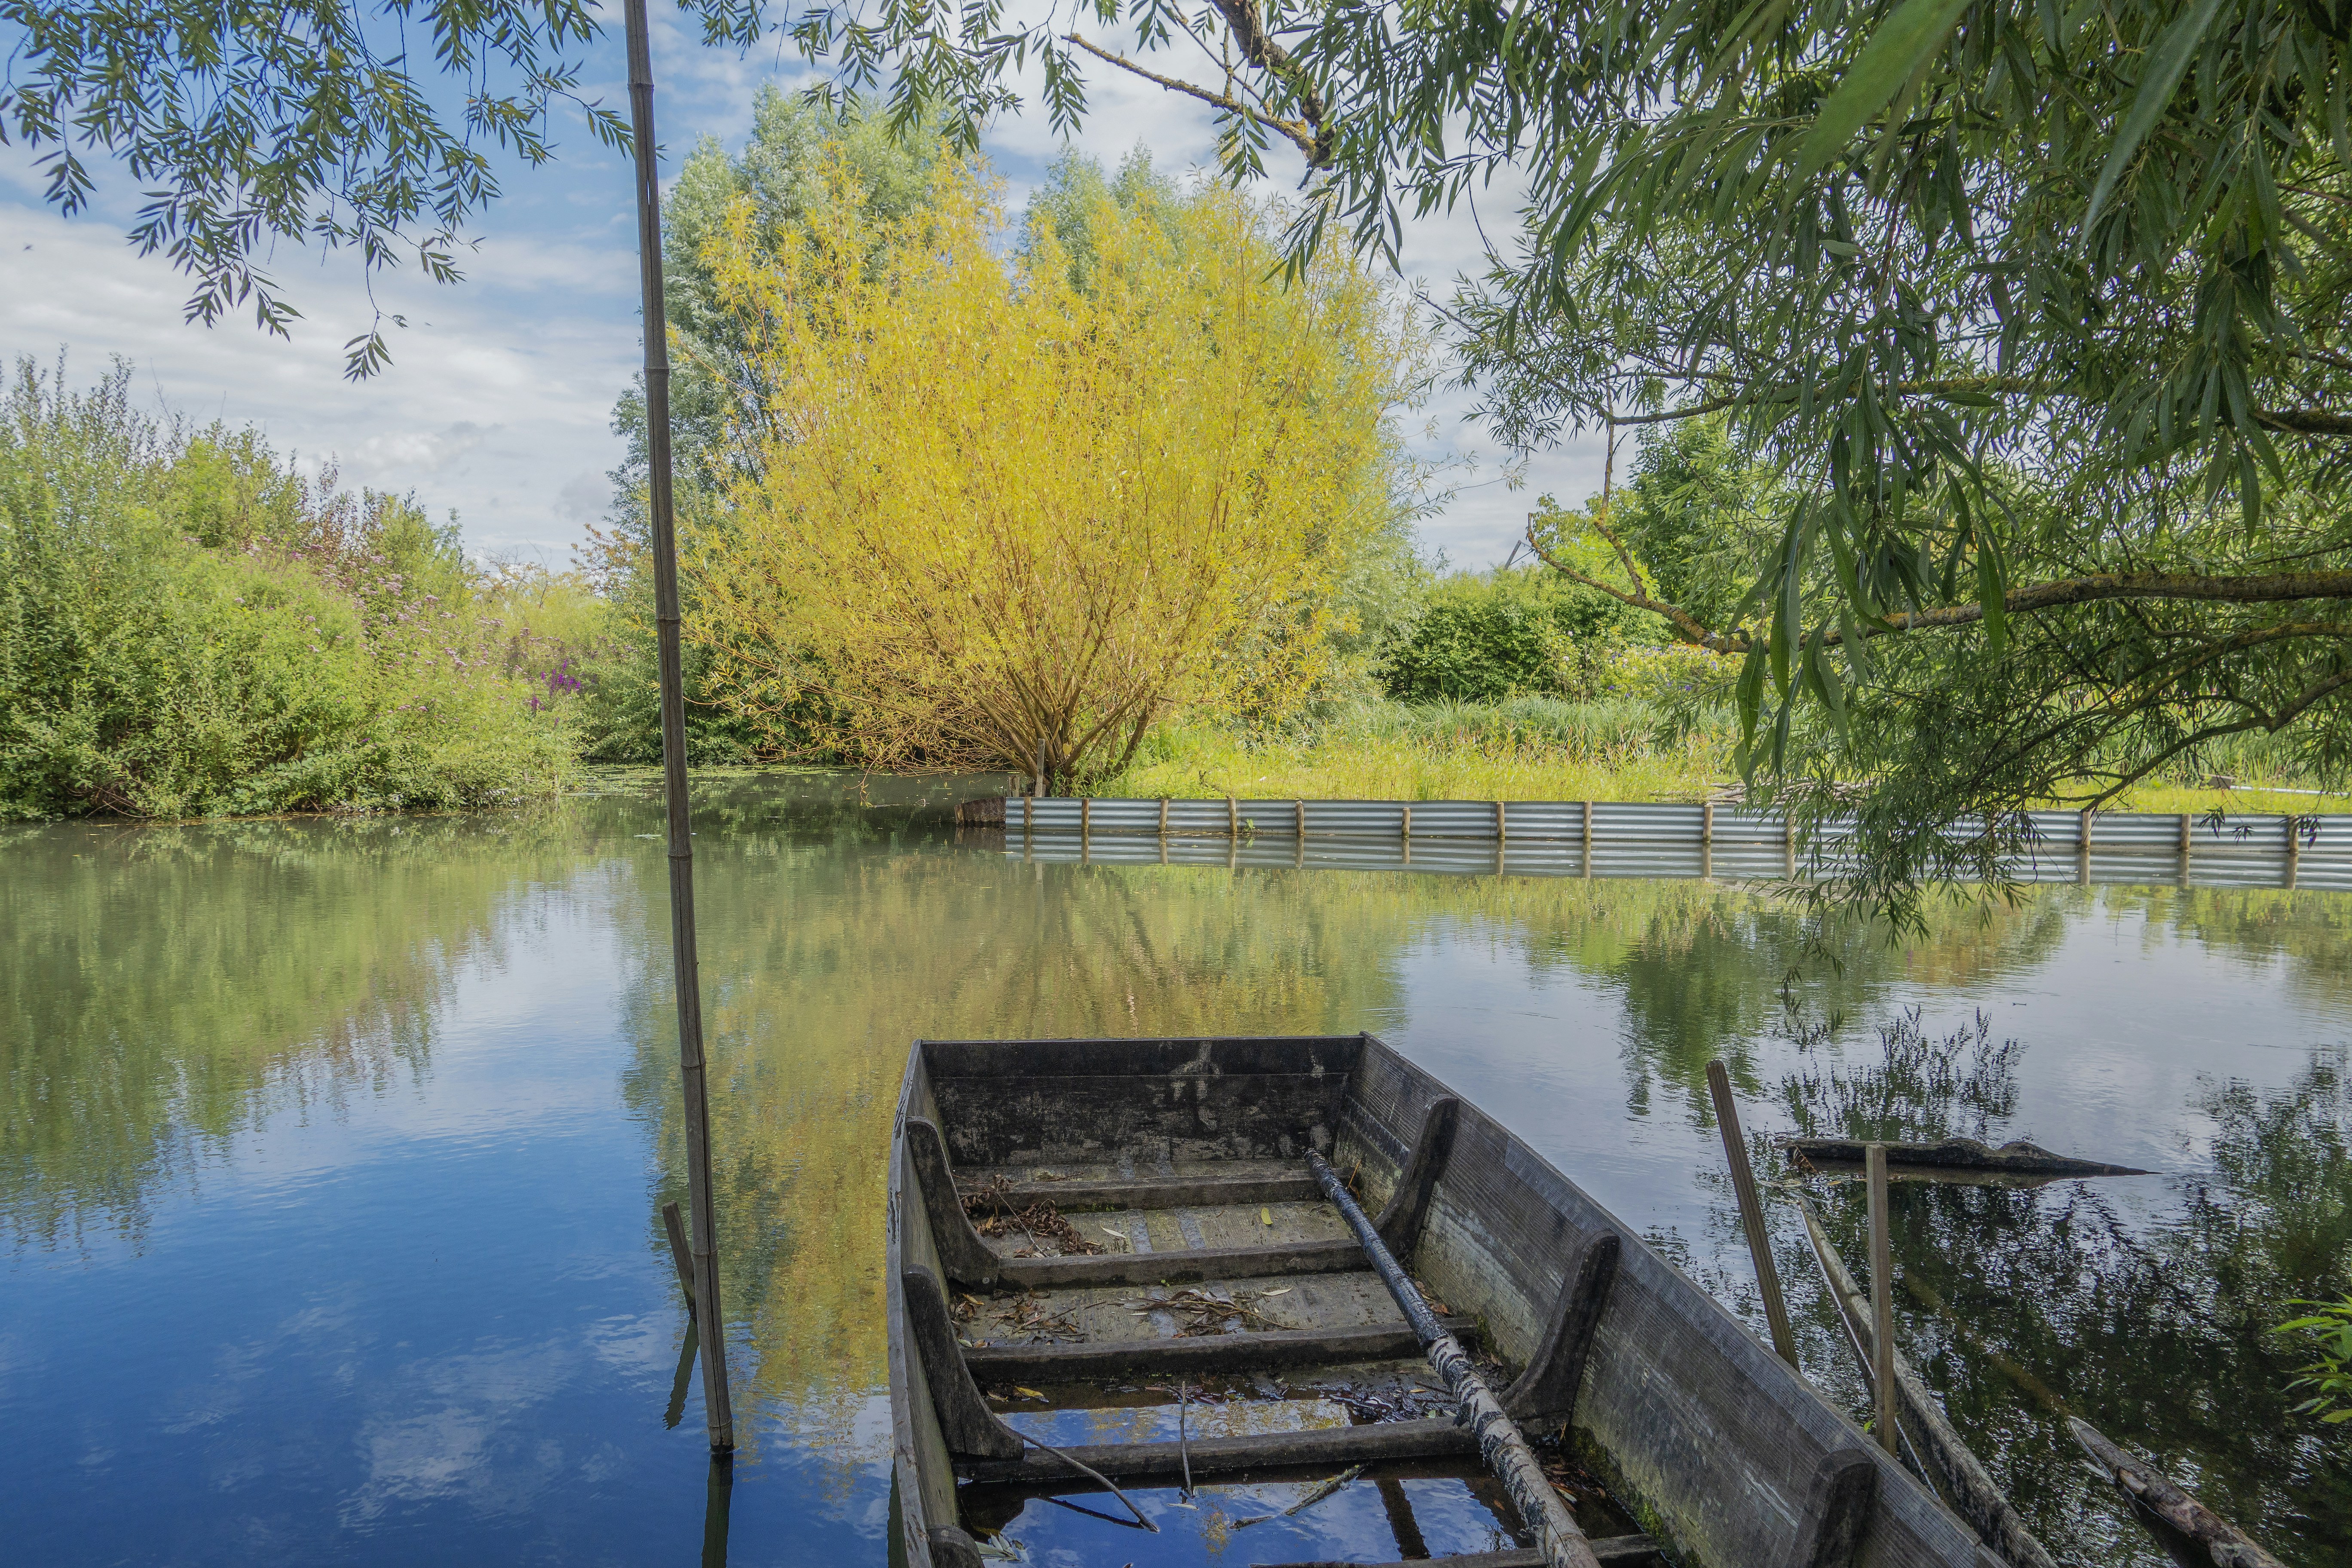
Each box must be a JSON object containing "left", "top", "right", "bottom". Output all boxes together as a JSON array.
[{"left": 3, "top": 779, "right": 2348, "bottom": 1564}]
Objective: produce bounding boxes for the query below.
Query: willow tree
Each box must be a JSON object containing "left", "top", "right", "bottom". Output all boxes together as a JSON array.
[
  {"left": 726, "top": 0, "right": 2352, "bottom": 918},
  {"left": 686, "top": 159, "right": 1422, "bottom": 787}
]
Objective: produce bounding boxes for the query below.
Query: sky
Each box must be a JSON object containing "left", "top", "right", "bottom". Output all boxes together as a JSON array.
[{"left": 0, "top": 11, "right": 1608, "bottom": 570}]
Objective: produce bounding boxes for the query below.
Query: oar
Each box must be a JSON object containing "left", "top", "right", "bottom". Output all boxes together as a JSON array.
[{"left": 1306, "top": 1151, "right": 1602, "bottom": 1568}]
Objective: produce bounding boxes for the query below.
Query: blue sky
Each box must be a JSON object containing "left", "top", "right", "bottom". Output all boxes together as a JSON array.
[{"left": 0, "top": 9, "right": 1606, "bottom": 569}]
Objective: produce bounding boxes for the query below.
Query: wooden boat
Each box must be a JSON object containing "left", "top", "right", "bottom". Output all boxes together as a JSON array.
[{"left": 888, "top": 1034, "right": 2007, "bottom": 1567}]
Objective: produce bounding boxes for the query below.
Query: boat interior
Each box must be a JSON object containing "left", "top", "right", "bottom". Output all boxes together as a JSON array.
[{"left": 888, "top": 1034, "right": 2000, "bottom": 1568}]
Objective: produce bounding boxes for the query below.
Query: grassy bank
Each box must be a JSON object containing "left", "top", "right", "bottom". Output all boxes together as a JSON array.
[
  {"left": 1100, "top": 696, "right": 1735, "bottom": 802},
  {"left": 1082, "top": 697, "right": 2352, "bottom": 816}
]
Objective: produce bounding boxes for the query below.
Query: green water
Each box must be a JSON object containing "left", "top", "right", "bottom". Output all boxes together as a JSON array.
[{"left": 3, "top": 772, "right": 2347, "bottom": 1565}]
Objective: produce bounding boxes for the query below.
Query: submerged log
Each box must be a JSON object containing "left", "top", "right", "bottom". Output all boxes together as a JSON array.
[
  {"left": 2067, "top": 1418, "right": 2286, "bottom": 1568},
  {"left": 1780, "top": 1136, "right": 2148, "bottom": 1177}
]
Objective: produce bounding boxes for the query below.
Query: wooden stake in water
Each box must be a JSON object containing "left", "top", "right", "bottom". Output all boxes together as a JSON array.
[
  {"left": 1866, "top": 1143, "right": 1896, "bottom": 1456},
  {"left": 1706, "top": 1060, "right": 1799, "bottom": 1368},
  {"left": 625, "top": 0, "right": 734, "bottom": 1454}
]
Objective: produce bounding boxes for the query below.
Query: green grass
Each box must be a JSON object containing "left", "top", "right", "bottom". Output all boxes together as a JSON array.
[
  {"left": 1100, "top": 697, "right": 1737, "bottom": 802},
  {"left": 1089, "top": 697, "right": 2352, "bottom": 815}
]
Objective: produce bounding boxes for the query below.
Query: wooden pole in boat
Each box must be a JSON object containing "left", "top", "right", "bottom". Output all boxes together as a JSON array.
[
  {"left": 625, "top": 0, "right": 734, "bottom": 1454},
  {"left": 1306, "top": 1152, "right": 1602, "bottom": 1568},
  {"left": 1865, "top": 1144, "right": 1896, "bottom": 1458},
  {"left": 1705, "top": 1061, "right": 1799, "bottom": 1368}
]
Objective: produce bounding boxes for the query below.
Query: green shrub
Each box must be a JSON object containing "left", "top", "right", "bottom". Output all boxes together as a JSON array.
[
  {"left": 1378, "top": 568, "right": 1645, "bottom": 702},
  {"left": 0, "top": 356, "right": 580, "bottom": 818}
]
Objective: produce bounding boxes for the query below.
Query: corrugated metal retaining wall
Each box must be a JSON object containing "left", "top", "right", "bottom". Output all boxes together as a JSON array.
[{"left": 988, "top": 796, "right": 2352, "bottom": 891}]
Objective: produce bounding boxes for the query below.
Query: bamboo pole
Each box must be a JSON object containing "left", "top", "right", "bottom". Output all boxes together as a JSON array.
[
  {"left": 625, "top": 0, "right": 734, "bottom": 1453},
  {"left": 1705, "top": 1061, "right": 1799, "bottom": 1367},
  {"left": 1306, "top": 1153, "right": 1602, "bottom": 1568},
  {"left": 1866, "top": 1144, "right": 1896, "bottom": 1458}
]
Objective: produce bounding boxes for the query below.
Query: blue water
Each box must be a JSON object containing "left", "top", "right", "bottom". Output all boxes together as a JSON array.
[{"left": 4, "top": 773, "right": 2348, "bottom": 1565}]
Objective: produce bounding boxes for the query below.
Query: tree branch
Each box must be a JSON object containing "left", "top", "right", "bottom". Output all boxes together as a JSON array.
[{"left": 1063, "top": 33, "right": 1326, "bottom": 166}]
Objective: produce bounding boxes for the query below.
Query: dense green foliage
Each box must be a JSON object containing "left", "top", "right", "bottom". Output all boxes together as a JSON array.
[
  {"left": 2279, "top": 1295, "right": 2352, "bottom": 1426},
  {"left": 1381, "top": 569, "right": 1626, "bottom": 701},
  {"left": 0, "top": 358, "right": 582, "bottom": 818}
]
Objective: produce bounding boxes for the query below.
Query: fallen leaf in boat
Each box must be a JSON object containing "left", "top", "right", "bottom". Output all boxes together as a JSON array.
[
  {"left": 1260, "top": 1207, "right": 1274, "bottom": 1225},
  {"left": 1014, "top": 1386, "right": 1046, "bottom": 1400}
]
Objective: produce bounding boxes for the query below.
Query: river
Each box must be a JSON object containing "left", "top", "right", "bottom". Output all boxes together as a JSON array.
[{"left": 3, "top": 772, "right": 2347, "bottom": 1565}]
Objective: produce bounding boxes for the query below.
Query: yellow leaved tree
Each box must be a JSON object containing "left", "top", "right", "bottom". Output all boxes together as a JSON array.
[{"left": 689, "top": 156, "right": 1423, "bottom": 788}]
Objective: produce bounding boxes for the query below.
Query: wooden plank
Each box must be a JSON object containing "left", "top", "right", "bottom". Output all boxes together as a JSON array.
[
  {"left": 997, "top": 1237, "right": 1363, "bottom": 1290},
  {"left": 1253, "top": 1537, "right": 1662, "bottom": 1568},
  {"left": 905, "top": 1117, "right": 1004, "bottom": 1289},
  {"left": 931, "top": 1072, "right": 1352, "bottom": 1167},
  {"left": 900, "top": 1265, "right": 1024, "bottom": 1459},
  {"left": 964, "top": 1320, "right": 1472, "bottom": 1381},
  {"left": 1788, "top": 1448, "right": 1879, "bottom": 1568},
  {"left": 954, "top": 1416, "right": 1477, "bottom": 1484},
  {"left": 1375, "top": 1095, "right": 1461, "bottom": 1259},
  {"left": 1707, "top": 1060, "right": 1799, "bottom": 1367},
  {"left": 2069, "top": 1417, "right": 2287, "bottom": 1568},
  {"left": 1503, "top": 1232, "right": 1618, "bottom": 1426},
  {"left": 922, "top": 1035, "right": 1366, "bottom": 1079},
  {"left": 998, "top": 1173, "right": 1320, "bottom": 1211}
]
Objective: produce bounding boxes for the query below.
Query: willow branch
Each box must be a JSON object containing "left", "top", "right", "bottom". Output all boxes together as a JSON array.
[{"left": 1063, "top": 33, "right": 1324, "bottom": 165}]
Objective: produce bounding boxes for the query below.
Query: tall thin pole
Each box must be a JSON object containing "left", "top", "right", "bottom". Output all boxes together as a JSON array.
[
  {"left": 1865, "top": 1143, "right": 1897, "bottom": 1457},
  {"left": 1705, "top": 1060, "right": 1799, "bottom": 1368},
  {"left": 625, "top": 0, "right": 734, "bottom": 1455}
]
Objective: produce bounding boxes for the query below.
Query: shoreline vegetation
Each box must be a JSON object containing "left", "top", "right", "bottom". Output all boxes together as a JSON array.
[{"left": 12, "top": 130, "right": 2352, "bottom": 829}]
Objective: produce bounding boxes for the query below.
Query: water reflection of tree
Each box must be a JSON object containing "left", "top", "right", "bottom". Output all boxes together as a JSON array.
[
  {"left": 0, "top": 808, "right": 603, "bottom": 1248},
  {"left": 1784, "top": 1029, "right": 2352, "bottom": 1567},
  {"left": 1608, "top": 890, "right": 2073, "bottom": 1113}
]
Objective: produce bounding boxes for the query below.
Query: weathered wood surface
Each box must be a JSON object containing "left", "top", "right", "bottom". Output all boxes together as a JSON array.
[
  {"left": 993, "top": 1171, "right": 1322, "bottom": 1210},
  {"left": 1248, "top": 1535, "right": 1663, "bottom": 1568},
  {"left": 1375, "top": 1095, "right": 1461, "bottom": 1259},
  {"left": 964, "top": 1321, "right": 1472, "bottom": 1381},
  {"left": 924, "top": 1035, "right": 1366, "bottom": 1078},
  {"left": 900, "top": 1265, "right": 1023, "bottom": 1460},
  {"left": 1343, "top": 1040, "right": 1984, "bottom": 1568},
  {"left": 1310, "top": 1150, "right": 1603, "bottom": 1568},
  {"left": 978, "top": 1191, "right": 1351, "bottom": 1256},
  {"left": 905, "top": 1117, "right": 1005, "bottom": 1289},
  {"left": 1796, "top": 1195, "right": 2058, "bottom": 1568},
  {"left": 930, "top": 1072, "right": 1349, "bottom": 1166},
  {"left": 1502, "top": 1231, "right": 1618, "bottom": 1427},
  {"left": 995, "top": 1237, "right": 1364, "bottom": 1290},
  {"left": 1781, "top": 1135, "right": 2149, "bottom": 1177},
  {"left": 954, "top": 1415, "right": 1478, "bottom": 1483},
  {"left": 1788, "top": 1448, "right": 1879, "bottom": 1568},
  {"left": 2068, "top": 1417, "right": 2286, "bottom": 1568}
]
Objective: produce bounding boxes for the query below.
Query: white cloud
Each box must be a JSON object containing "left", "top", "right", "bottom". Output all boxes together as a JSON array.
[
  {"left": 557, "top": 468, "right": 611, "bottom": 525},
  {"left": 0, "top": 20, "right": 1605, "bottom": 571}
]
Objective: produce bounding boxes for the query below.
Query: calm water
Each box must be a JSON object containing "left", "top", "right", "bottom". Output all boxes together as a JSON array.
[{"left": 4, "top": 773, "right": 2349, "bottom": 1566}]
